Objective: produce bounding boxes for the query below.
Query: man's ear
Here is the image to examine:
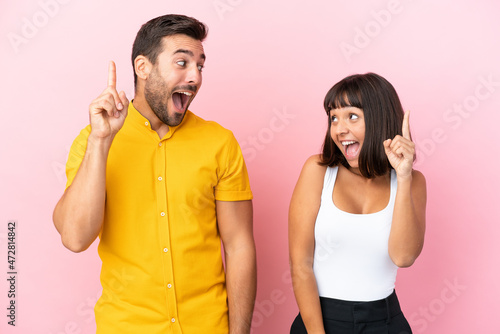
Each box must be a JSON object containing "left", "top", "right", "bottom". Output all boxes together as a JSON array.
[{"left": 134, "top": 55, "right": 152, "bottom": 81}]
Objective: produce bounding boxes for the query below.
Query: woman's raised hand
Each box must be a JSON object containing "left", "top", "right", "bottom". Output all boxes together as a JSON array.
[{"left": 383, "top": 111, "right": 415, "bottom": 179}]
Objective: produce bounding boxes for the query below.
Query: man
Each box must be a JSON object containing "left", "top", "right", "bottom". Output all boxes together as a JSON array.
[{"left": 53, "top": 14, "right": 256, "bottom": 334}]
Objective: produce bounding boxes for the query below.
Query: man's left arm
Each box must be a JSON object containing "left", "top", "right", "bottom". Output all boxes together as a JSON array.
[{"left": 217, "top": 200, "right": 256, "bottom": 334}]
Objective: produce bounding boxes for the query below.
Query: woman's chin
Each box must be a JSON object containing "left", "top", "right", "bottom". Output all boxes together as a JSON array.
[{"left": 344, "top": 157, "right": 359, "bottom": 169}]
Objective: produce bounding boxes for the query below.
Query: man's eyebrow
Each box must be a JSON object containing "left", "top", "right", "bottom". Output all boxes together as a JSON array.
[{"left": 173, "top": 49, "right": 206, "bottom": 60}]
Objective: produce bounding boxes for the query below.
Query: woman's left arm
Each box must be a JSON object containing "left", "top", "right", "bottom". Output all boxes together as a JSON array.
[{"left": 383, "top": 111, "right": 427, "bottom": 267}]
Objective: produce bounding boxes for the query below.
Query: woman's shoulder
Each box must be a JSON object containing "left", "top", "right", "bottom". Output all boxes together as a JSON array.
[
  {"left": 303, "top": 154, "right": 327, "bottom": 169},
  {"left": 290, "top": 155, "right": 327, "bottom": 211},
  {"left": 410, "top": 169, "right": 427, "bottom": 193},
  {"left": 411, "top": 169, "right": 425, "bottom": 179},
  {"left": 296, "top": 155, "right": 328, "bottom": 189},
  {"left": 410, "top": 169, "right": 426, "bottom": 185}
]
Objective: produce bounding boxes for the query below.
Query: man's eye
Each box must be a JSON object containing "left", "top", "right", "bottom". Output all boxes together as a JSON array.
[
  {"left": 177, "top": 60, "right": 186, "bottom": 66},
  {"left": 197, "top": 65, "right": 204, "bottom": 72}
]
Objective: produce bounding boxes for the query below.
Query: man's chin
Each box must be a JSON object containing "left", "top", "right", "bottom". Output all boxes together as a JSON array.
[{"left": 164, "top": 112, "right": 185, "bottom": 127}]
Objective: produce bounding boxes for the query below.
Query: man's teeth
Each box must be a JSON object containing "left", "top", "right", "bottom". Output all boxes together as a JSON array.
[
  {"left": 178, "top": 92, "right": 193, "bottom": 96},
  {"left": 341, "top": 141, "right": 356, "bottom": 146}
]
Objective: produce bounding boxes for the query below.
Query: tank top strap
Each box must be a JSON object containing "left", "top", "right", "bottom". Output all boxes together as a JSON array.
[
  {"left": 321, "top": 166, "right": 338, "bottom": 201},
  {"left": 388, "top": 169, "right": 398, "bottom": 205}
]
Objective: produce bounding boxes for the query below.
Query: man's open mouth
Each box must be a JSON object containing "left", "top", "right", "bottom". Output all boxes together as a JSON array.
[{"left": 172, "top": 91, "right": 193, "bottom": 111}]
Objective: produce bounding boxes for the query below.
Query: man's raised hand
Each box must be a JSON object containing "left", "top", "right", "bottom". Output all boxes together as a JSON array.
[{"left": 88, "top": 61, "right": 129, "bottom": 140}]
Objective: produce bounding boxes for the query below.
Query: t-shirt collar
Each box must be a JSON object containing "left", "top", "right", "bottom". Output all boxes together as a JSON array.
[{"left": 127, "top": 100, "right": 189, "bottom": 138}]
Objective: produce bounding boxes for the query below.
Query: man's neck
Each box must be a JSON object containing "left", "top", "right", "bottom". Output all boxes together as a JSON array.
[{"left": 132, "top": 94, "right": 170, "bottom": 139}]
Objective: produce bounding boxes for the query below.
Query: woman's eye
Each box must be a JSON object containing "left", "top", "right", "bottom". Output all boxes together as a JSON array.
[
  {"left": 331, "top": 116, "right": 337, "bottom": 122},
  {"left": 350, "top": 114, "right": 359, "bottom": 120}
]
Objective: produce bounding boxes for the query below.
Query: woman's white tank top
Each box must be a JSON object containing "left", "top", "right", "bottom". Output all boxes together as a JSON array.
[{"left": 313, "top": 166, "right": 399, "bottom": 301}]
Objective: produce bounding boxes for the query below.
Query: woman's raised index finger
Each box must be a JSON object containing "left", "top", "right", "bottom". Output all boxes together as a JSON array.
[
  {"left": 402, "top": 110, "right": 411, "bottom": 140},
  {"left": 108, "top": 61, "right": 117, "bottom": 88}
]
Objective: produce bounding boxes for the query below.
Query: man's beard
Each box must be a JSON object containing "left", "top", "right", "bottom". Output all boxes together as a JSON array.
[{"left": 144, "top": 72, "right": 185, "bottom": 127}]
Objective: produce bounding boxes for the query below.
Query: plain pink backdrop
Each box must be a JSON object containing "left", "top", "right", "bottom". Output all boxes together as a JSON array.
[{"left": 1, "top": 0, "right": 499, "bottom": 333}]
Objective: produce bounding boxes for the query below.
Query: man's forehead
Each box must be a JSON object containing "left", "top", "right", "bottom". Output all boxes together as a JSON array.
[{"left": 161, "top": 34, "right": 205, "bottom": 57}]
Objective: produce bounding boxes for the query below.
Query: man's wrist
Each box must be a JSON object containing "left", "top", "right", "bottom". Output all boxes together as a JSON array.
[{"left": 88, "top": 132, "right": 115, "bottom": 152}]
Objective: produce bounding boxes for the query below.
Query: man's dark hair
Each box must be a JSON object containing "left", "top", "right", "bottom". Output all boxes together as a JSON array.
[
  {"left": 320, "top": 72, "right": 408, "bottom": 178},
  {"left": 131, "top": 14, "right": 208, "bottom": 87}
]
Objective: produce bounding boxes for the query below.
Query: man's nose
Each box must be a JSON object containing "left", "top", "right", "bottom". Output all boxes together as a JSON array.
[{"left": 186, "top": 65, "right": 201, "bottom": 85}]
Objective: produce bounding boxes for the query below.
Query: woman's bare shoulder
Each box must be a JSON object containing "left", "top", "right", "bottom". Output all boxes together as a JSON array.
[{"left": 295, "top": 155, "right": 328, "bottom": 192}]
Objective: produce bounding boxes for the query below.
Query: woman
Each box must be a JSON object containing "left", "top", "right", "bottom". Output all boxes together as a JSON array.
[{"left": 289, "top": 73, "right": 426, "bottom": 333}]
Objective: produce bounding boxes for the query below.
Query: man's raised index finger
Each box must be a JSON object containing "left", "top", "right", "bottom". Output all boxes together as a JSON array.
[
  {"left": 402, "top": 110, "right": 411, "bottom": 140},
  {"left": 108, "top": 61, "right": 117, "bottom": 88}
]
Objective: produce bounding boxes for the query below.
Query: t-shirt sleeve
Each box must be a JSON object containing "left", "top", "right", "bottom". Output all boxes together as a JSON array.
[
  {"left": 65, "top": 125, "right": 91, "bottom": 189},
  {"left": 214, "top": 132, "right": 253, "bottom": 201}
]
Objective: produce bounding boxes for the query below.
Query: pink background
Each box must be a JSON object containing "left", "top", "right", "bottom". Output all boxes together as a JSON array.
[{"left": 1, "top": 0, "right": 499, "bottom": 333}]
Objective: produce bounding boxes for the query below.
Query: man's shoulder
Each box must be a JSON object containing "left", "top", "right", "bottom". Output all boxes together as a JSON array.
[
  {"left": 186, "top": 111, "right": 234, "bottom": 138},
  {"left": 71, "top": 124, "right": 92, "bottom": 148}
]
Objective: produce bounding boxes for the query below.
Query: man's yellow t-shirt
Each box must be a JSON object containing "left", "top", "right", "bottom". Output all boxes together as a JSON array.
[{"left": 66, "top": 103, "right": 253, "bottom": 333}]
